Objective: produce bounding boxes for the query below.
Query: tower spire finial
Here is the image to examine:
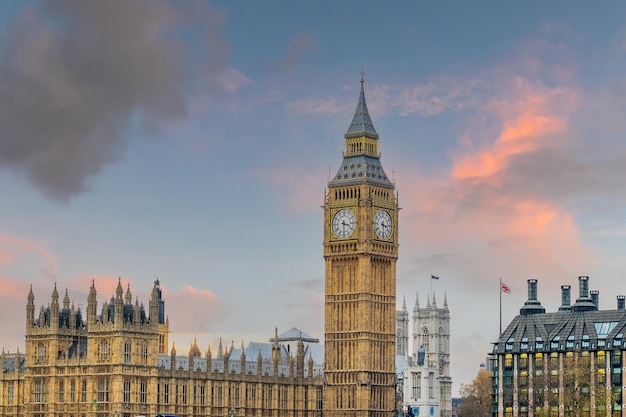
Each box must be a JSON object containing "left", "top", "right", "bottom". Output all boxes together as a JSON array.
[{"left": 360, "top": 65, "right": 365, "bottom": 83}]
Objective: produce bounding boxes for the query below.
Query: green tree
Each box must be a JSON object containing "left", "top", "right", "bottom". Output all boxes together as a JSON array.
[{"left": 459, "top": 370, "right": 491, "bottom": 417}]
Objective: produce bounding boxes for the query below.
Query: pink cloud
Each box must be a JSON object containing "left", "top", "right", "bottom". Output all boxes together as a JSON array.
[
  {"left": 258, "top": 165, "right": 325, "bottom": 213},
  {"left": 0, "top": 234, "right": 58, "bottom": 273},
  {"left": 162, "top": 284, "right": 221, "bottom": 334},
  {"left": 396, "top": 38, "right": 591, "bottom": 303}
]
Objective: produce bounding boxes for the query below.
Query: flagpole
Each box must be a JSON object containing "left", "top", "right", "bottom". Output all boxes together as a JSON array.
[{"left": 499, "top": 278, "right": 502, "bottom": 336}]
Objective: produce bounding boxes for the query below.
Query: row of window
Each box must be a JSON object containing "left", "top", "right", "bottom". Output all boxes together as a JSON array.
[
  {"left": 35, "top": 339, "right": 150, "bottom": 364},
  {"left": 505, "top": 332, "right": 624, "bottom": 352},
  {"left": 33, "top": 378, "right": 96, "bottom": 404}
]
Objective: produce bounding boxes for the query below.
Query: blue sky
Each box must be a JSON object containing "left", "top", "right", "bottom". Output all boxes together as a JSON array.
[{"left": 2, "top": 0, "right": 626, "bottom": 394}]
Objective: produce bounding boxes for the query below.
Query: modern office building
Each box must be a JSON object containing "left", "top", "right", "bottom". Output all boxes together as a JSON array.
[{"left": 491, "top": 276, "right": 626, "bottom": 417}]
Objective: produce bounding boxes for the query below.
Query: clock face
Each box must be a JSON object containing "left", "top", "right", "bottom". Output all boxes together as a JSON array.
[
  {"left": 374, "top": 209, "right": 393, "bottom": 240},
  {"left": 332, "top": 209, "right": 356, "bottom": 239}
]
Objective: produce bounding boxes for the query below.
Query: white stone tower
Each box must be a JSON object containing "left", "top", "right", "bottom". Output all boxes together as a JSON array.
[
  {"left": 402, "top": 291, "right": 452, "bottom": 417},
  {"left": 396, "top": 296, "right": 409, "bottom": 356}
]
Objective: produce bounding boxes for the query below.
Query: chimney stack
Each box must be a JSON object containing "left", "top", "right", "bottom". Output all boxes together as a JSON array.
[
  {"left": 558, "top": 285, "right": 571, "bottom": 311},
  {"left": 572, "top": 276, "right": 597, "bottom": 312},
  {"left": 618, "top": 295, "right": 625, "bottom": 310},
  {"left": 590, "top": 290, "right": 599, "bottom": 308},
  {"left": 520, "top": 279, "right": 546, "bottom": 316}
]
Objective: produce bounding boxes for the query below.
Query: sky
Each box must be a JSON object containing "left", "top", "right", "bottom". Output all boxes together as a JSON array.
[{"left": 2, "top": 0, "right": 626, "bottom": 396}]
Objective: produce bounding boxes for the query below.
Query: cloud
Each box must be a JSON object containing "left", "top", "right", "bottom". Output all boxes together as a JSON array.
[
  {"left": 390, "top": 38, "right": 612, "bottom": 392},
  {"left": 163, "top": 285, "right": 221, "bottom": 334},
  {"left": 279, "top": 34, "right": 318, "bottom": 73},
  {"left": 286, "top": 96, "right": 348, "bottom": 116},
  {"left": 262, "top": 165, "right": 326, "bottom": 213},
  {"left": 0, "top": 1, "right": 231, "bottom": 201},
  {"left": 393, "top": 78, "right": 479, "bottom": 117},
  {"left": 0, "top": 234, "right": 58, "bottom": 280}
]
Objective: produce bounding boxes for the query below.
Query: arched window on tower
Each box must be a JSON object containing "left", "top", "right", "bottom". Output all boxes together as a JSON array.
[
  {"left": 141, "top": 340, "right": 148, "bottom": 364},
  {"left": 100, "top": 340, "right": 109, "bottom": 361},
  {"left": 37, "top": 342, "right": 46, "bottom": 363},
  {"left": 439, "top": 326, "right": 444, "bottom": 352},
  {"left": 422, "top": 327, "right": 429, "bottom": 353},
  {"left": 124, "top": 340, "right": 132, "bottom": 364}
]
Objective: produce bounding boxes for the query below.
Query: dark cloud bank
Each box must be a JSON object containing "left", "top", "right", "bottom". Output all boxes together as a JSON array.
[{"left": 0, "top": 1, "right": 229, "bottom": 201}]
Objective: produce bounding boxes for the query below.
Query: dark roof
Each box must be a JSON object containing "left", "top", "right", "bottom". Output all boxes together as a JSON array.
[
  {"left": 345, "top": 78, "right": 379, "bottom": 140},
  {"left": 493, "top": 308, "right": 626, "bottom": 354}
]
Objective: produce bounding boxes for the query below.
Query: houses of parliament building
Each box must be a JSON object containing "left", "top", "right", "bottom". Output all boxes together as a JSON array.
[{"left": 0, "top": 77, "right": 451, "bottom": 417}]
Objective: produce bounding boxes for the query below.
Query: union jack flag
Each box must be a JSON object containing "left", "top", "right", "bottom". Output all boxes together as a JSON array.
[{"left": 501, "top": 283, "right": 511, "bottom": 294}]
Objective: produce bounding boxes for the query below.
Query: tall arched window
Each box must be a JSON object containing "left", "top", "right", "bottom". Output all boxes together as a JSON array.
[
  {"left": 422, "top": 327, "right": 429, "bottom": 352},
  {"left": 141, "top": 340, "right": 148, "bottom": 364},
  {"left": 37, "top": 343, "right": 46, "bottom": 363},
  {"left": 124, "top": 340, "right": 132, "bottom": 364},
  {"left": 439, "top": 326, "right": 444, "bottom": 352},
  {"left": 100, "top": 340, "right": 109, "bottom": 361}
]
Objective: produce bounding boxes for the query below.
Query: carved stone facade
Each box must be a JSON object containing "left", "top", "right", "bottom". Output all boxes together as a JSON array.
[
  {"left": 399, "top": 292, "right": 452, "bottom": 417},
  {"left": 0, "top": 280, "right": 324, "bottom": 417},
  {"left": 323, "top": 77, "right": 399, "bottom": 417}
]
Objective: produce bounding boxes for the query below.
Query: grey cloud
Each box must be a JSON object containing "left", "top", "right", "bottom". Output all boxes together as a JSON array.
[
  {"left": 0, "top": 1, "right": 230, "bottom": 201},
  {"left": 447, "top": 144, "right": 626, "bottom": 220},
  {"left": 502, "top": 146, "right": 626, "bottom": 204}
]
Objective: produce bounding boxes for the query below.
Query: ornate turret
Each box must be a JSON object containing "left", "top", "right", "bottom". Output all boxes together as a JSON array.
[
  {"left": 170, "top": 342, "right": 177, "bottom": 372},
  {"left": 114, "top": 278, "right": 124, "bottom": 322},
  {"left": 50, "top": 283, "right": 59, "bottom": 327},
  {"left": 296, "top": 335, "right": 305, "bottom": 378},
  {"left": 63, "top": 289, "right": 70, "bottom": 310},
  {"left": 149, "top": 279, "right": 164, "bottom": 325},
  {"left": 26, "top": 285, "right": 35, "bottom": 326},
  {"left": 125, "top": 283, "right": 132, "bottom": 305},
  {"left": 87, "top": 280, "right": 97, "bottom": 325},
  {"left": 217, "top": 338, "right": 223, "bottom": 359},
  {"left": 308, "top": 353, "right": 314, "bottom": 379},
  {"left": 206, "top": 344, "right": 212, "bottom": 372},
  {"left": 240, "top": 340, "right": 247, "bottom": 374}
]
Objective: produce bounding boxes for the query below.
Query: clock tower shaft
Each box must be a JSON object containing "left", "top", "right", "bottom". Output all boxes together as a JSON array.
[{"left": 323, "top": 76, "right": 398, "bottom": 417}]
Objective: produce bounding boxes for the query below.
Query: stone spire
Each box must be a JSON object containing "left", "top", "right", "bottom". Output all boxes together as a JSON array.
[
  {"left": 125, "top": 283, "right": 132, "bottom": 305},
  {"left": 413, "top": 291, "right": 420, "bottom": 312},
  {"left": 87, "top": 280, "right": 97, "bottom": 325},
  {"left": 63, "top": 289, "right": 70, "bottom": 310},
  {"left": 50, "top": 283, "right": 59, "bottom": 327},
  {"left": 26, "top": 285, "right": 35, "bottom": 326}
]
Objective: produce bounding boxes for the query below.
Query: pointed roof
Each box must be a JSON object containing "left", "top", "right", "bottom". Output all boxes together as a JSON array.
[
  {"left": 345, "top": 75, "right": 379, "bottom": 139},
  {"left": 328, "top": 73, "right": 393, "bottom": 190}
]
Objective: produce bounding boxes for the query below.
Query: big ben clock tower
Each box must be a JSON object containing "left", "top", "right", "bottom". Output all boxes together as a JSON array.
[{"left": 323, "top": 74, "right": 398, "bottom": 417}]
